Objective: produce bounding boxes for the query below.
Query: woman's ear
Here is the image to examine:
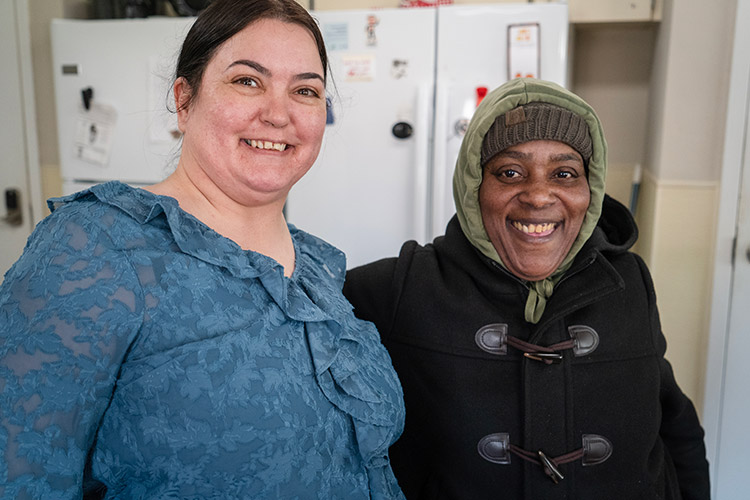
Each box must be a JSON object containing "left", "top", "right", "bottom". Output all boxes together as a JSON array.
[{"left": 174, "top": 77, "right": 192, "bottom": 133}]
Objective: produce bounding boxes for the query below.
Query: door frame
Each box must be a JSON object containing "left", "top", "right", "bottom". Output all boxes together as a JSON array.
[
  {"left": 703, "top": 0, "right": 750, "bottom": 494},
  {"left": 15, "top": 0, "right": 43, "bottom": 226},
  {"left": 1, "top": 0, "right": 42, "bottom": 277}
]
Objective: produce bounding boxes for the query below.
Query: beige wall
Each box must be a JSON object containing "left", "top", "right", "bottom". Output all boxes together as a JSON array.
[
  {"left": 648, "top": 0, "right": 735, "bottom": 183},
  {"left": 635, "top": 0, "right": 735, "bottom": 411},
  {"left": 637, "top": 174, "right": 719, "bottom": 408}
]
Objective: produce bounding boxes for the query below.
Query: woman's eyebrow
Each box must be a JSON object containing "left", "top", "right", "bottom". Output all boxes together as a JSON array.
[
  {"left": 496, "top": 150, "right": 532, "bottom": 160},
  {"left": 294, "top": 72, "right": 325, "bottom": 84},
  {"left": 228, "top": 59, "right": 269, "bottom": 75},
  {"left": 228, "top": 60, "right": 324, "bottom": 84},
  {"left": 550, "top": 153, "right": 584, "bottom": 163}
]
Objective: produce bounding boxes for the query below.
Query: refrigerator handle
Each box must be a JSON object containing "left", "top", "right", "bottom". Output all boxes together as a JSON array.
[
  {"left": 413, "top": 82, "right": 434, "bottom": 244},
  {"left": 430, "top": 82, "right": 450, "bottom": 241}
]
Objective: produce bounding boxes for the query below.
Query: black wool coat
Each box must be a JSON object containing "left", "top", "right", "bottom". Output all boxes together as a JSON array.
[{"left": 343, "top": 196, "right": 710, "bottom": 500}]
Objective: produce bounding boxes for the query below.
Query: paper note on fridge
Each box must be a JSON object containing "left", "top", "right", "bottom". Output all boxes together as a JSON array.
[
  {"left": 323, "top": 22, "right": 349, "bottom": 51},
  {"left": 508, "top": 23, "right": 540, "bottom": 80},
  {"left": 342, "top": 54, "right": 376, "bottom": 82},
  {"left": 73, "top": 102, "right": 117, "bottom": 167}
]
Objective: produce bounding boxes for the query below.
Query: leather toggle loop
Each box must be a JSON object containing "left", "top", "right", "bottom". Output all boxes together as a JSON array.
[
  {"left": 474, "top": 324, "right": 508, "bottom": 355},
  {"left": 568, "top": 325, "right": 600, "bottom": 356},
  {"left": 582, "top": 434, "right": 613, "bottom": 466},
  {"left": 477, "top": 433, "right": 511, "bottom": 464}
]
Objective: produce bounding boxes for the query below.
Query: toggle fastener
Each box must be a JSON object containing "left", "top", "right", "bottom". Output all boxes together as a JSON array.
[
  {"left": 523, "top": 352, "right": 563, "bottom": 363},
  {"left": 538, "top": 450, "right": 565, "bottom": 483}
]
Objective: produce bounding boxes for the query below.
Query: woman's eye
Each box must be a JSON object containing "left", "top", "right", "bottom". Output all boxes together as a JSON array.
[
  {"left": 499, "top": 169, "right": 520, "bottom": 179},
  {"left": 296, "top": 87, "right": 320, "bottom": 98},
  {"left": 234, "top": 77, "right": 258, "bottom": 87},
  {"left": 555, "top": 169, "right": 579, "bottom": 179}
]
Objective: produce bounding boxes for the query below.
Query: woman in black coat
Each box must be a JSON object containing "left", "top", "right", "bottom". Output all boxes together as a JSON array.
[{"left": 343, "top": 78, "right": 710, "bottom": 499}]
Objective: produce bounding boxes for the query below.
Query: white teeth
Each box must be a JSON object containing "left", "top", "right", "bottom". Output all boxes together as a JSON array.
[
  {"left": 246, "top": 139, "right": 287, "bottom": 151},
  {"left": 513, "top": 221, "right": 556, "bottom": 234}
]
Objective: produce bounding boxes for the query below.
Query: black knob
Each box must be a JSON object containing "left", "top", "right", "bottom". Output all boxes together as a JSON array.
[{"left": 392, "top": 121, "right": 413, "bottom": 139}]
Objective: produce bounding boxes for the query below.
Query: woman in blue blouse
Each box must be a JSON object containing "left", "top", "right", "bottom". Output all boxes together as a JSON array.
[{"left": 0, "top": 1, "right": 405, "bottom": 498}]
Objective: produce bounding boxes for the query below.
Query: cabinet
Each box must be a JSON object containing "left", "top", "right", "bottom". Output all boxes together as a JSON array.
[
  {"left": 566, "top": 0, "right": 661, "bottom": 23},
  {"left": 313, "top": 0, "right": 662, "bottom": 23}
]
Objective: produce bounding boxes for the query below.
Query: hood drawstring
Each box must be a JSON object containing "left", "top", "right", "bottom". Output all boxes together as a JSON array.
[{"left": 524, "top": 278, "right": 554, "bottom": 324}]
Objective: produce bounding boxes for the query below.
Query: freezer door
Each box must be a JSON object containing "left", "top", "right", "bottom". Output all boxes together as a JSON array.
[
  {"left": 51, "top": 18, "right": 194, "bottom": 185},
  {"left": 431, "top": 3, "right": 569, "bottom": 240},
  {"left": 286, "top": 8, "right": 436, "bottom": 269}
]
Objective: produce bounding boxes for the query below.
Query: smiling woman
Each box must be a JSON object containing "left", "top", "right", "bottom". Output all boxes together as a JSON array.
[
  {"left": 343, "top": 78, "right": 710, "bottom": 500},
  {"left": 0, "top": 1, "right": 406, "bottom": 499}
]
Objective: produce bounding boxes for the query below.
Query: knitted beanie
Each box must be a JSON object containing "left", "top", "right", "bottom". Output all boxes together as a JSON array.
[{"left": 480, "top": 102, "right": 593, "bottom": 167}]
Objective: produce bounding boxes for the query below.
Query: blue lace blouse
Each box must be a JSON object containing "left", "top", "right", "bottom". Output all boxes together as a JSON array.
[{"left": 0, "top": 181, "right": 405, "bottom": 500}]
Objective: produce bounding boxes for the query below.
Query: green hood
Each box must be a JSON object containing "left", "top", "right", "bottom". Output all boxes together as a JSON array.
[{"left": 453, "top": 78, "right": 608, "bottom": 323}]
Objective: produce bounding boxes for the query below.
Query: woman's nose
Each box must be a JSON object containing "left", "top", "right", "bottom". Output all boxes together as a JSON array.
[
  {"left": 518, "top": 179, "right": 555, "bottom": 207},
  {"left": 260, "top": 90, "right": 291, "bottom": 128}
]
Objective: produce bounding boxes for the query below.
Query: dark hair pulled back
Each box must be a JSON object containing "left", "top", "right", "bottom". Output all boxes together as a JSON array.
[{"left": 175, "top": 0, "right": 328, "bottom": 111}]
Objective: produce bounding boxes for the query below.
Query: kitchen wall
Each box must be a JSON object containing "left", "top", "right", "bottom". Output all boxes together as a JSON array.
[
  {"left": 27, "top": 0, "right": 736, "bottom": 415},
  {"left": 637, "top": 0, "right": 734, "bottom": 411}
]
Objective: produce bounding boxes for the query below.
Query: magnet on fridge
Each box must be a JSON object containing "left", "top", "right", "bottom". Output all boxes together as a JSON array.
[
  {"left": 365, "top": 14, "right": 379, "bottom": 47},
  {"left": 476, "top": 86, "right": 488, "bottom": 107},
  {"left": 391, "top": 59, "right": 408, "bottom": 79},
  {"left": 81, "top": 87, "right": 93, "bottom": 111},
  {"left": 326, "top": 97, "right": 335, "bottom": 125}
]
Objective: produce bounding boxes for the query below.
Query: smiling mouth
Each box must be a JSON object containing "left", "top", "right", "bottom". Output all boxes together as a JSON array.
[
  {"left": 512, "top": 221, "right": 557, "bottom": 235},
  {"left": 244, "top": 139, "right": 288, "bottom": 151}
]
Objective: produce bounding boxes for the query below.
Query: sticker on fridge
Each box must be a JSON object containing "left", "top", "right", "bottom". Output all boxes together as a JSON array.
[
  {"left": 343, "top": 54, "right": 376, "bottom": 82},
  {"left": 72, "top": 102, "right": 117, "bottom": 167},
  {"left": 508, "top": 23, "right": 540, "bottom": 80}
]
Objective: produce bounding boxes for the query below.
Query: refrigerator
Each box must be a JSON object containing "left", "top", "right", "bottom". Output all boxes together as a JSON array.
[
  {"left": 51, "top": 4, "right": 568, "bottom": 268},
  {"left": 287, "top": 4, "right": 569, "bottom": 267},
  {"left": 51, "top": 17, "right": 195, "bottom": 195}
]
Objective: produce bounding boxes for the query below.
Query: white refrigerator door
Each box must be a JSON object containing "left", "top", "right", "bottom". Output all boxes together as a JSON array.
[
  {"left": 430, "top": 3, "right": 569, "bottom": 240},
  {"left": 286, "top": 8, "right": 436, "bottom": 269},
  {"left": 52, "top": 18, "right": 194, "bottom": 186}
]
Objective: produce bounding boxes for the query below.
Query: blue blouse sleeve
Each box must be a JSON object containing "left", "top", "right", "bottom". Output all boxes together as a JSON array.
[{"left": 0, "top": 208, "right": 144, "bottom": 499}]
